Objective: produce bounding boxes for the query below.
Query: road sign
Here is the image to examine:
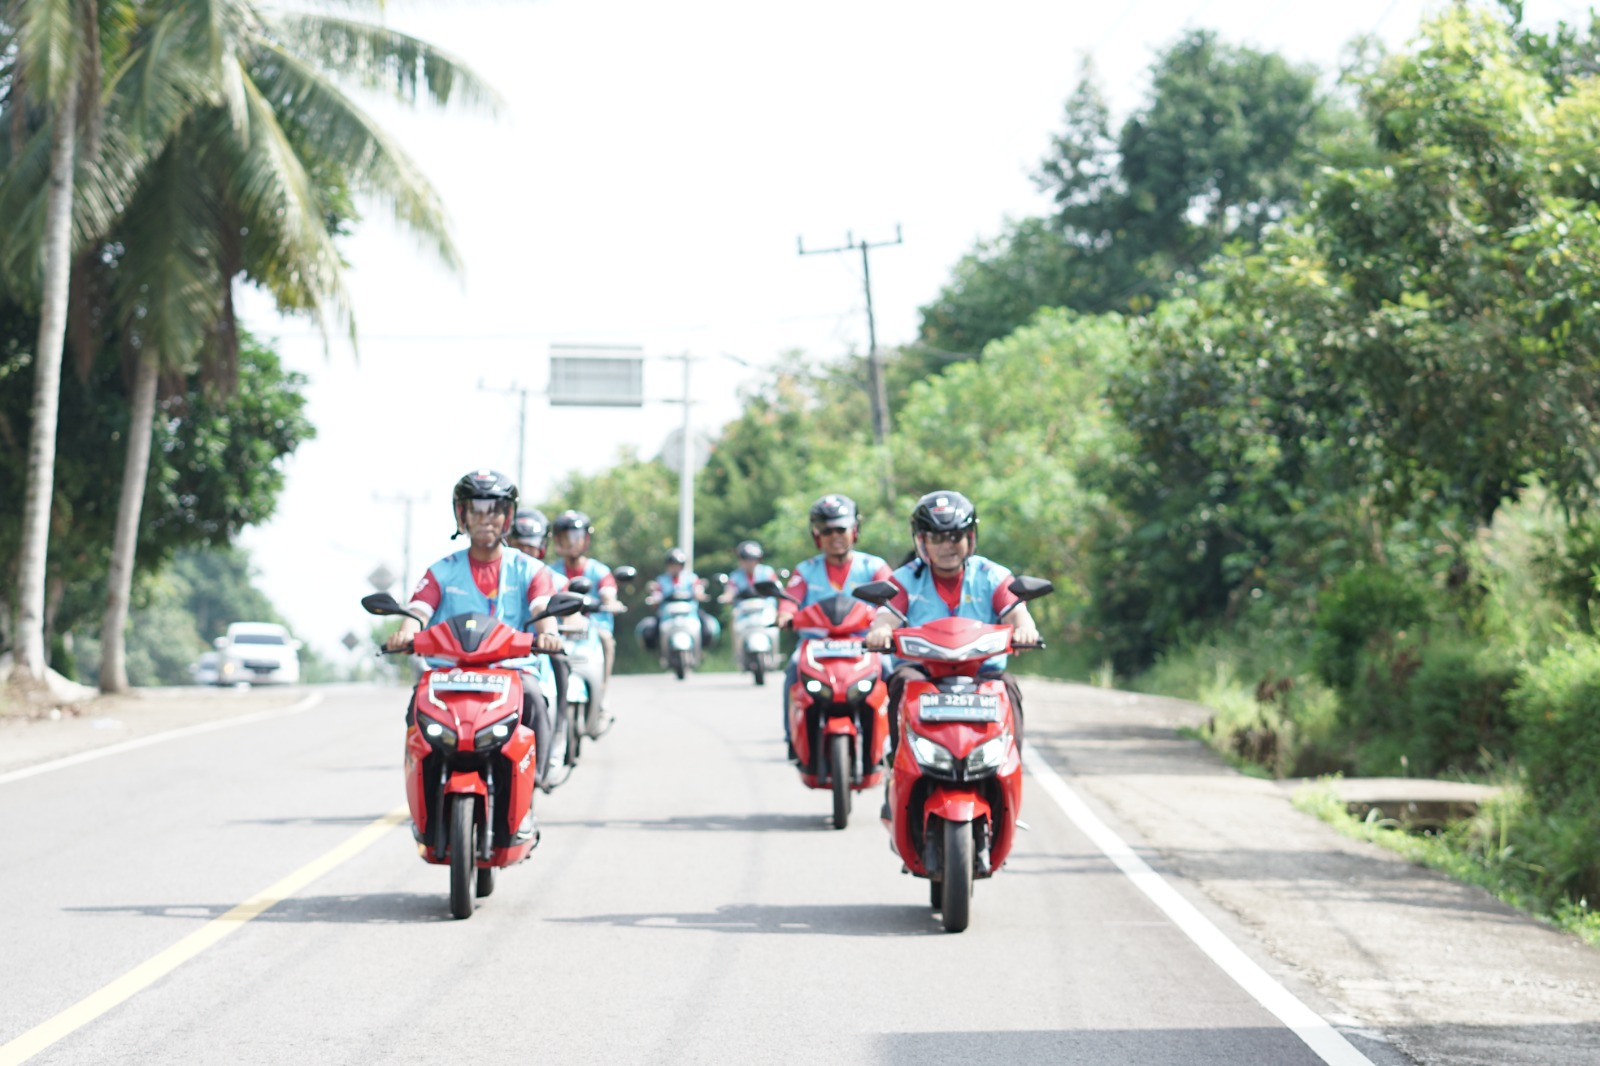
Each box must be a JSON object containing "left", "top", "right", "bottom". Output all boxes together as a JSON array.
[
  {"left": 367, "top": 564, "right": 398, "bottom": 592},
  {"left": 549, "top": 344, "right": 645, "bottom": 407},
  {"left": 341, "top": 631, "right": 360, "bottom": 651}
]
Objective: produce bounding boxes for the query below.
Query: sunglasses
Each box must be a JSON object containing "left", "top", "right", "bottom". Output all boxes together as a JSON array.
[
  {"left": 464, "top": 499, "right": 506, "bottom": 516},
  {"left": 816, "top": 526, "right": 853, "bottom": 536},
  {"left": 921, "top": 530, "right": 969, "bottom": 545}
]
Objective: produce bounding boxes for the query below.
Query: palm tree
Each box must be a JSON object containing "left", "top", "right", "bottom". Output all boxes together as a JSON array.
[
  {"left": 0, "top": 0, "right": 192, "bottom": 688},
  {"left": 91, "top": 5, "right": 495, "bottom": 691}
]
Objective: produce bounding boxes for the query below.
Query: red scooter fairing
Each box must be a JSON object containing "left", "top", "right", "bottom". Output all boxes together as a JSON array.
[
  {"left": 403, "top": 612, "right": 544, "bottom": 878},
  {"left": 786, "top": 595, "right": 889, "bottom": 804},
  {"left": 883, "top": 617, "right": 1024, "bottom": 888}
]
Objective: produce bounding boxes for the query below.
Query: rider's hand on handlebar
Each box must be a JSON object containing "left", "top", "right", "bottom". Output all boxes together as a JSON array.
[
  {"left": 1012, "top": 621, "right": 1041, "bottom": 647},
  {"left": 865, "top": 625, "right": 894, "bottom": 652},
  {"left": 386, "top": 618, "right": 420, "bottom": 652},
  {"left": 533, "top": 631, "right": 563, "bottom": 654},
  {"left": 777, "top": 613, "right": 795, "bottom": 630}
]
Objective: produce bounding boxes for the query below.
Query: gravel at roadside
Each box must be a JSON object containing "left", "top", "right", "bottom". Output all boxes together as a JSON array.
[{"left": 1030, "top": 679, "right": 1600, "bottom": 1066}]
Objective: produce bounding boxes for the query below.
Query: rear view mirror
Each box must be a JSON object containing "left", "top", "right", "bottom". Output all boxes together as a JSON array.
[
  {"left": 851, "top": 580, "right": 899, "bottom": 607},
  {"left": 614, "top": 565, "right": 637, "bottom": 583},
  {"left": 533, "top": 592, "right": 586, "bottom": 622},
  {"left": 1006, "top": 576, "right": 1054, "bottom": 602},
  {"left": 566, "top": 576, "right": 594, "bottom": 595},
  {"left": 361, "top": 593, "right": 404, "bottom": 616}
]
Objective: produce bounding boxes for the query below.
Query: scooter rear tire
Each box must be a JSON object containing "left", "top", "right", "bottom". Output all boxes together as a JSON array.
[
  {"left": 941, "top": 818, "right": 973, "bottom": 933},
  {"left": 830, "top": 733, "right": 852, "bottom": 830},
  {"left": 449, "top": 795, "right": 476, "bottom": 919}
]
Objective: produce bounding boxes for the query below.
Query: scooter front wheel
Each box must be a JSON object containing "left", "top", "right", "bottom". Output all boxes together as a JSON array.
[
  {"left": 830, "top": 733, "right": 852, "bottom": 830},
  {"left": 752, "top": 658, "right": 765, "bottom": 686},
  {"left": 941, "top": 818, "right": 973, "bottom": 933},
  {"left": 671, "top": 651, "right": 686, "bottom": 681},
  {"left": 449, "top": 795, "right": 476, "bottom": 920}
]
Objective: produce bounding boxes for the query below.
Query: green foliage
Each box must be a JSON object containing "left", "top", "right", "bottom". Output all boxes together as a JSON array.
[
  {"left": 919, "top": 33, "right": 1350, "bottom": 355},
  {"left": 1311, "top": 565, "right": 1435, "bottom": 689},
  {"left": 0, "top": 311, "right": 313, "bottom": 651},
  {"left": 1510, "top": 639, "right": 1600, "bottom": 892},
  {"left": 1343, "top": 632, "right": 1520, "bottom": 776}
]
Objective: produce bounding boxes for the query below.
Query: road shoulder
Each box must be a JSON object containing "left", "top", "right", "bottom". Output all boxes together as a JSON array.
[
  {"left": 1027, "top": 679, "right": 1600, "bottom": 1066},
  {"left": 0, "top": 685, "right": 313, "bottom": 776}
]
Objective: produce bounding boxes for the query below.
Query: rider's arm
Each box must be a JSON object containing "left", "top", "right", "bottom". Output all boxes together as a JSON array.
[
  {"left": 1004, "top": 601, "right": 1040, "bottom": 646},
  {"left": 525, "top": 569, "right": 564, "bottom": 651},
  {"left": 387, "top": 572, "right": 439, "bottom": 649},
  {"left": 865, "top": 607, "right": 897, "bottom": 650},
  {"left": 777, "top": 571, "right": 807, "bottom": 625}
]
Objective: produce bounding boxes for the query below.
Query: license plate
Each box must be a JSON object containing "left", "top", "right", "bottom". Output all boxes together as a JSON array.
[
  {"left": 812, "top": 640, "right": 864, "bottom": 659},
  {"left": 919, "top": 692, "right": 1002, "bottom": 722}
]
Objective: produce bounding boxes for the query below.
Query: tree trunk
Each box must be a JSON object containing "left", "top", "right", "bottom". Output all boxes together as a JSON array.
[
  {"left": 12, "top": 76, "right": 80, "bottom": 684},
  {"left": 99, "top": 357, "right": 159, "bottom": 694}
]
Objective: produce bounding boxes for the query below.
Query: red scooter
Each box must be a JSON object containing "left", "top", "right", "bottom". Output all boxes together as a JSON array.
[
  {"left": 852, "top": 576, "right": 1052, "bottom": 932},
  {"left": 759, "top": 580, "right": 889, "bottom": 829},
  {"left": 362, "top": 590, "right": 582, "bottom": 919}
]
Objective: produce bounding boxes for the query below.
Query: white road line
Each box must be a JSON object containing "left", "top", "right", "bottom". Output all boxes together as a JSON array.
[
  {"left": 0, "top": 692, "right": 326, "bottom": 786},
  {"left": 1021, "top": 746, "right": 1376, "bottom": 1066}
]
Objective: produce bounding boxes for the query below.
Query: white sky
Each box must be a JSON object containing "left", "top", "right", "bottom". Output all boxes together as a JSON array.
[{"left": 236, "top": 0, "right": 1586, "bottom": 658}]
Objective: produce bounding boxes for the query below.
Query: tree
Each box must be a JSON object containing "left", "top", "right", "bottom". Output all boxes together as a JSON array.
[
  {"left": 0, "top": 315, "right": 314, "bottom": 653},
  {"left": 917, "top": 35, "right": 1352, "bottom": 357},
  {"left": 83, "top": 3, "right": 493, "bottom": 691}
]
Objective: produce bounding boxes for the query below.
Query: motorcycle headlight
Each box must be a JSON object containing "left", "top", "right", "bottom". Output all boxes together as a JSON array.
[
  {"left": 805, "top": 678, "right": 825, "bottom": 695},
  {"left": 670, "top": 632, "right": 694, "bottom": 650},
  {"left": 474, "top": 714, "right": 519, "bottom": 752},
  {"left": 909, "top": 733, "right": 955, "bottom": 774},
  {"left": 965, "top": 733, "right": 1010, "bottom": 775},
  {"left": 747, "top": 634, "right": 771, "bottom": 652},
  {"left": 418, "top": 714, "right": 458, "bottom": 750},
  {"left": 897, "top": 635, "right": 944, "bottom": 660}
]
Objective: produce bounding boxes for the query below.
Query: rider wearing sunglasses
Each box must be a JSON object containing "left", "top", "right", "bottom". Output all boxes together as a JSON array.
[
  {"left": 866, "top": 490, "right": 1040, "bottom": 756},
  {"left": 775, "top": 494, "right": 895, "bottom": 758}
]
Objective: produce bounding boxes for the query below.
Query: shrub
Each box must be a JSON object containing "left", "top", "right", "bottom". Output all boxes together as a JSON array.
[
  {"left": 1311, "top": 565, "right": 1435, "bottom": 689},
  {"left": 1509, "top": 638, "right": 1600, "bottom": 900},
  {"left": 1342, "top": 632, "right": 1519, "bottom": 776}
]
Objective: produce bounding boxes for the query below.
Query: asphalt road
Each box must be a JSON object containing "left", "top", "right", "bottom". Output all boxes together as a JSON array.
[{"left": 0, "top": 675, "right": 1399, "bottom": 1065}]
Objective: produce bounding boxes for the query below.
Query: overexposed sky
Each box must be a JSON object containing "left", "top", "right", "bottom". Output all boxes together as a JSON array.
[{"left": 237, "top": 0, "right": 1585, "bottom": 656}]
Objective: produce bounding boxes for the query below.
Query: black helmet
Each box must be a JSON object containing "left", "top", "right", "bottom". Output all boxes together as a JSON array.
[
  {"left": 736, "top": 539, "right": 764, "bottom": 561},
  {"left": 809, "top": 493, "right": 859, "bottom": 531},
  {"left": 551, "top": 509, "right": 593, "bottom": 537},
  {"left": 509, "top": 508, "right": 549, "bottom": 552},
  {"left": 665, "top": 547, "right": 688, "bottom": 566},
  {"left": 910, "top": 490, "right": 977, "bottom": 535},
  {"left": 452, "top": 469, "right": 518, "bottom": 536}
]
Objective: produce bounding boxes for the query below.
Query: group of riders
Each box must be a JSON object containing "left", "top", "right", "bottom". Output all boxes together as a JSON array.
[{"left": 386, "top": 469, "right": 1040, "bottom": 826}]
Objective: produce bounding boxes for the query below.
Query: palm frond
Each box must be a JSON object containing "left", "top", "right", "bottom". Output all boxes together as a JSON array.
[
  {"left": 248, "top": 38, "right": 460, "bottom": 272},
  {"left": 12, "top": 0, "right": 83, "bottom": 101},
  {"left": 110, "top": 131, "right": 223, "bottom": 372},
  {"left": 225, "top": 64, "right": 352, "bottom": 336},
  {"left": 267, "top": 12, "right": 502, "bottom": 114}
]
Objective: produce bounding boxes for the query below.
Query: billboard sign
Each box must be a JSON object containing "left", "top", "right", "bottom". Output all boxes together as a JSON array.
[{"left": 548, "top": 344, "right": 645, "bottom": 407}]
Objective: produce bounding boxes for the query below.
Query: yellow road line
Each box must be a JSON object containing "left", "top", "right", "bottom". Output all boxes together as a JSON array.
[{"left": 0, "top": 806, "right": 409, "bottom": 1066}]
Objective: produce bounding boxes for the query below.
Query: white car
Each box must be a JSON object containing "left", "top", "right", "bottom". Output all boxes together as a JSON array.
[{"left": 215, "top": 622, "right": 302, "bottom": 685}]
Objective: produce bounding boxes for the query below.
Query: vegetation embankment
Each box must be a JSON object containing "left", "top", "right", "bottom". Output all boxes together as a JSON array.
[{"left": 553, "top": 6, "right": 1600, "bottom": 934}]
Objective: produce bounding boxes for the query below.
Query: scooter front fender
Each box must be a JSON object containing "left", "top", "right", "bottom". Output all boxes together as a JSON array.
[
  {"left": 822, "top": 715, "right": 860, "bottom": 737},
  {"left": 444, "top": 771, "right": 488, "bottom": 798},
  {"left": 922, "top": 787, "right": 989, "bottom": 828}
]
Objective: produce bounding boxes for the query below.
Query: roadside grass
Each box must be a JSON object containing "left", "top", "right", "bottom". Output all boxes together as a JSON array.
[{"left": 1293, "top": 780, "right": 1600, "bottom": 947}]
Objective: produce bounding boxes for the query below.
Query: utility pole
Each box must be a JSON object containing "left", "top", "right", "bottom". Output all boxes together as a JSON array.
[
  {"left": 799, "top": 225, "right": 902, "bottom": 446},
  {"left": 664, "top": 353, "right": 697, "bottom": 571},
  {"left": 374, "top": 491, "right": 427, "bottom": 597},
  {"left": 477, "top": 379, "right": 536, "bottom": 492},
  {"left": 799, "top": 225, "right": 903, "bottom": 506}
]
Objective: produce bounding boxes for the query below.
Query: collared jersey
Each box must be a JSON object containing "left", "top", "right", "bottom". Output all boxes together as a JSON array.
[
  {"left": 408, "top": 547, "right": 558, "bottom": 671},
  {"left": 887, "top": 555, "right": 1019, "bottom": 671},
  {"left": 728, "top": 564, "right": 778, "bottom": 597}
]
